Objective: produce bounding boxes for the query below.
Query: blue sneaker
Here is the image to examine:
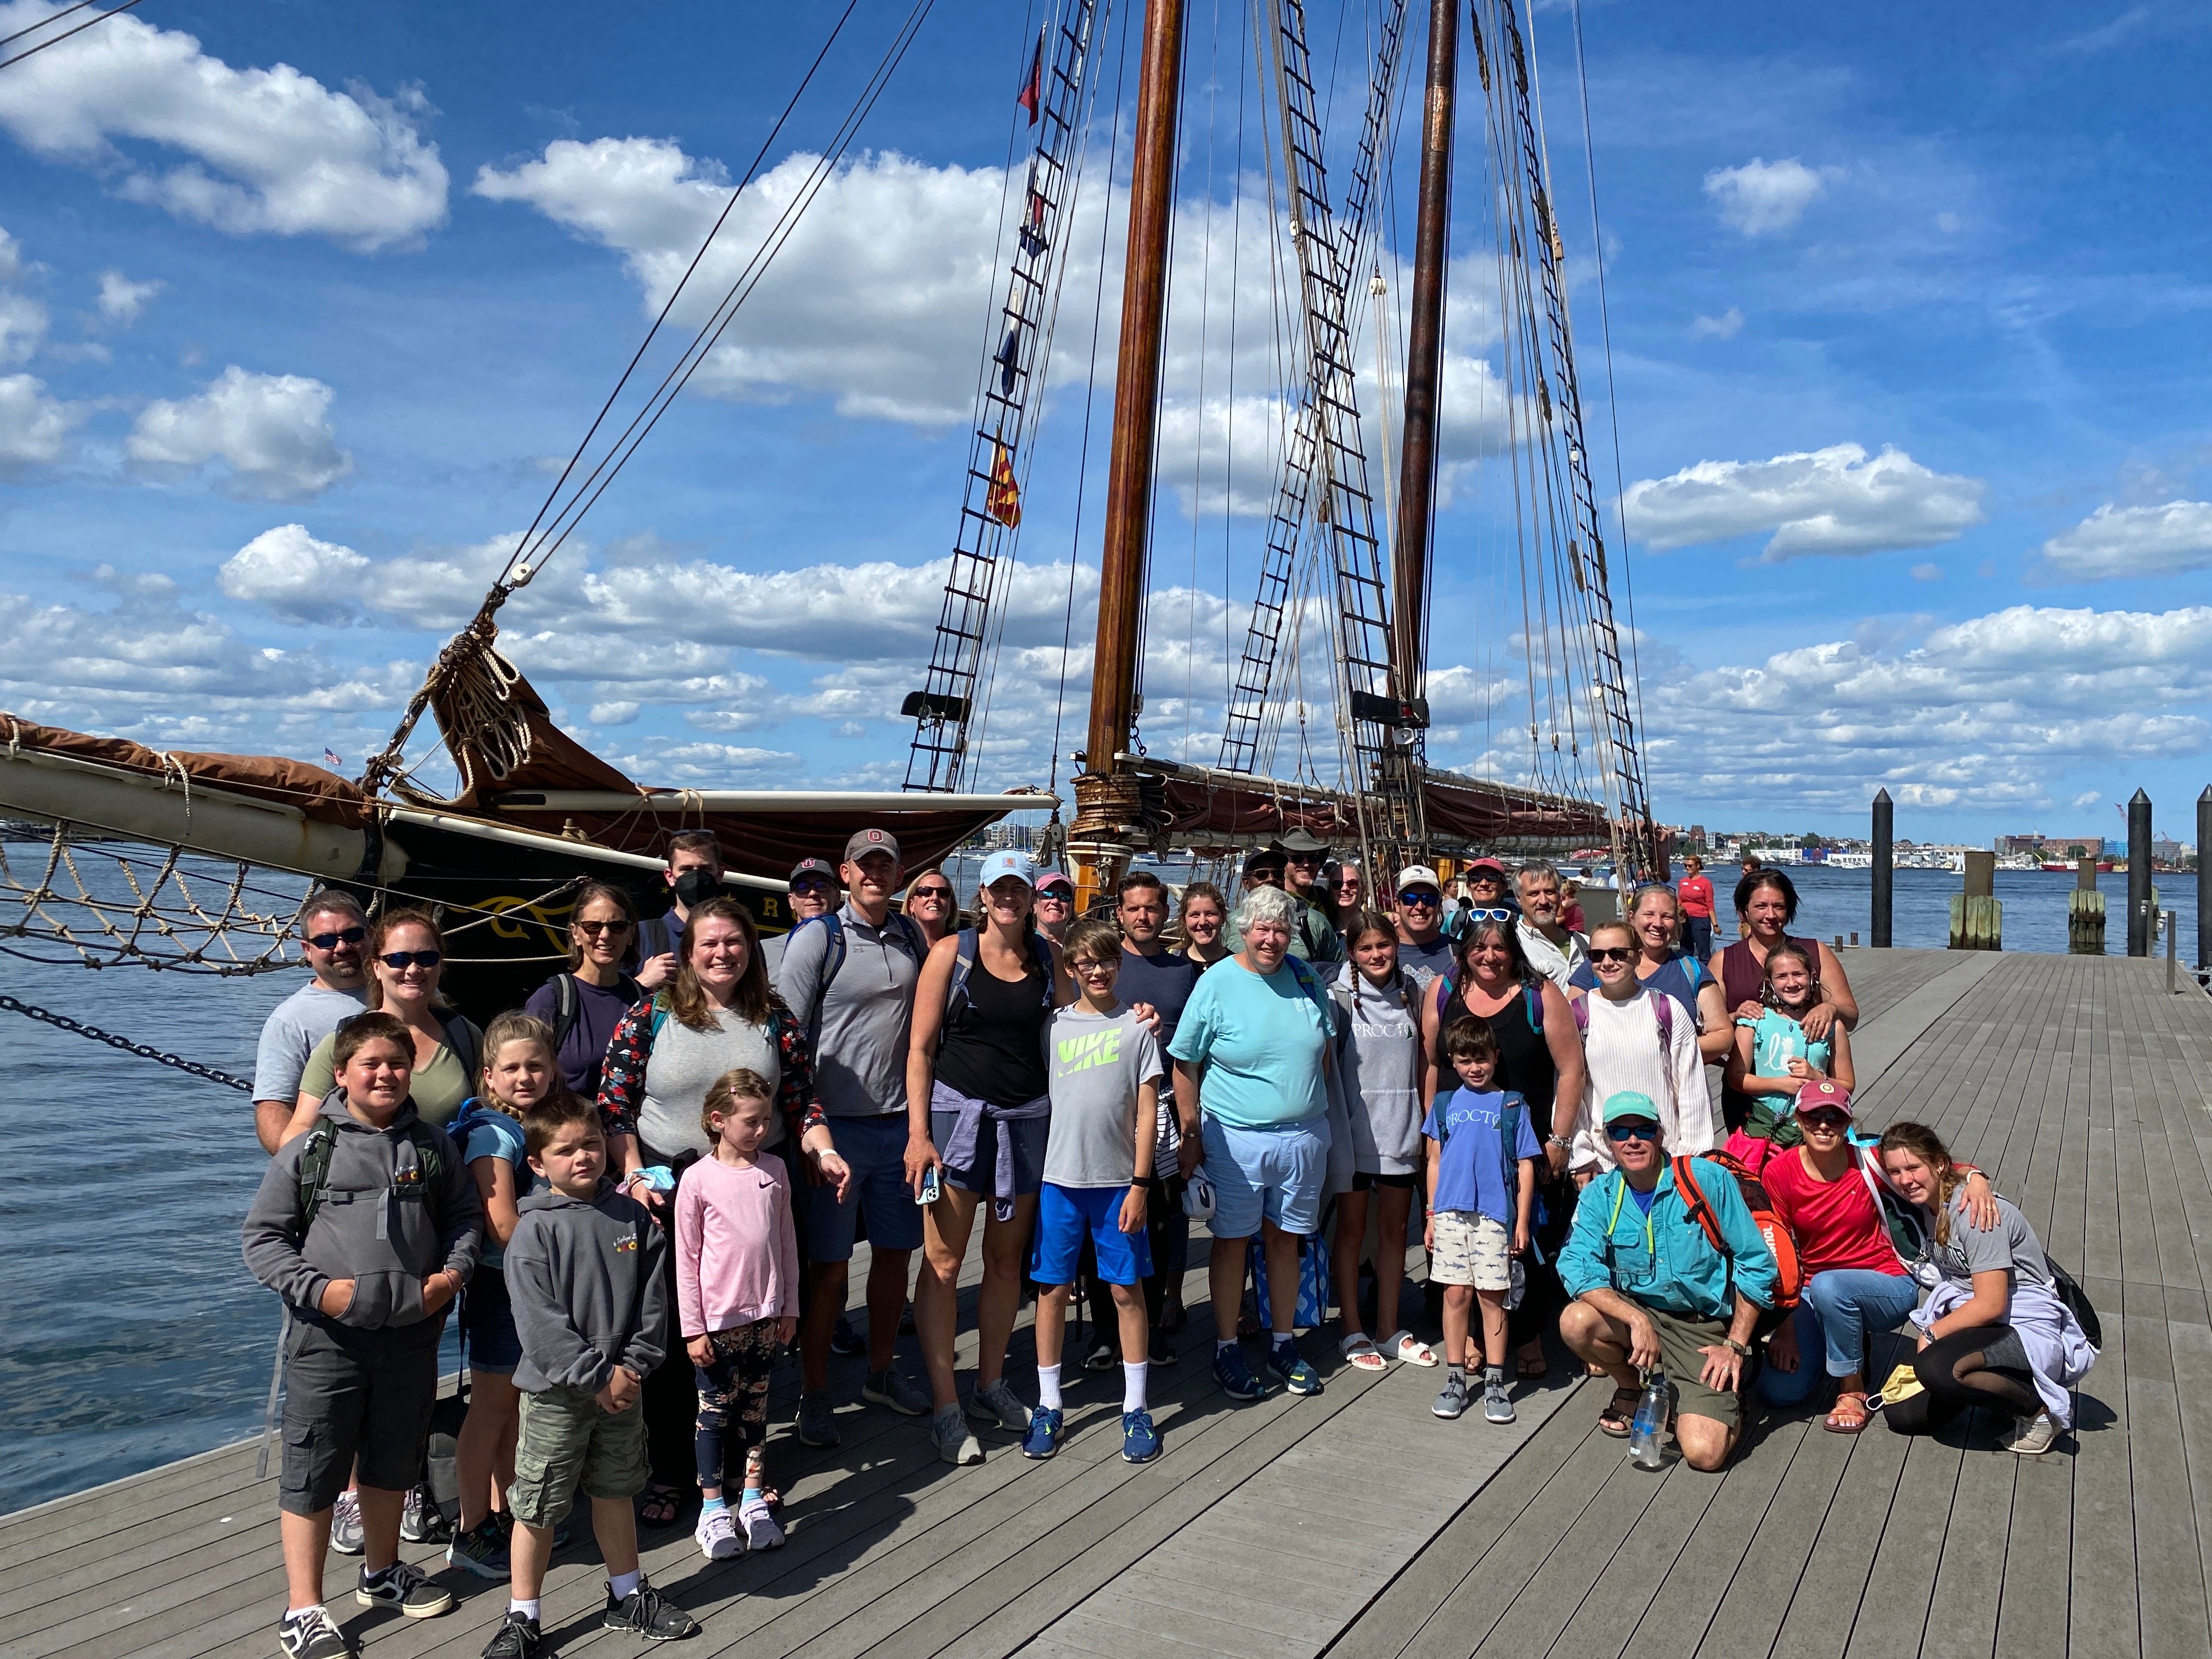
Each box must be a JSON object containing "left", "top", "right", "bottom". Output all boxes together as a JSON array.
[
  {"left": 1266, "top": 1341, "right": 1323, "bottom": 1396},
  {"left": 1121, "top": 1409, "right": 1161, "bottom": 1464},
  {"left": 1213, "top": 1345, "right": 1265, "bottom": 1402},
  {"left": 1022, "top": 1406, "right": 1064, "bottom": 1459}
]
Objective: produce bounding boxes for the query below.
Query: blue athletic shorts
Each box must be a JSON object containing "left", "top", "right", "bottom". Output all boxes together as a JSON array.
[
  {"left": 1201, "top": 1116, "right": 1330, "bottom": 1239},
  {"left": 1030, "top": 1182, "right": 1154, "bottom": 1287},
  {"left": 802, "top": 1112, "right": 924, "bottom": 1261}
]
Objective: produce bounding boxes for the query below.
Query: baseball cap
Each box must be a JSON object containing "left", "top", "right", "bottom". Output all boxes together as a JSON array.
[
  {"left": 1793, "top": 1079, "right": 1853, "bottom": 1116},
  {"left": 1602, "top": 1090, "right": 1661, "bottom": 1127},
  {"left": 1242, "top": 845, "right": 1287, "bottom": 873},
  {"left": 844, "top": 827, "right": 901, "bottom": 864},
  {"left": 1034, "top": 866, "right": 1075, "bottom": 895},
  {"left": 1181, "top": 1167, "right": 1216, "bottom": 1222},
  {"left": 1397, "top": 865, "right": 1443, "bottom": 892},
  {"left": 977, "top": 849, "right": 1036, "bottom": 890},
  {"left": 1464, "top": 856, "right": 1508, "bottom": 879},
  {"left": 789, "top": 857, "right": 838, "bottom": 885}
]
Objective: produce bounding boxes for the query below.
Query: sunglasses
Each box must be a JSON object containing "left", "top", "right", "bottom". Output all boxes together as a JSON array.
[
  {"left": 1797, "top": 1109, "right": 1851, "bottom": 1131},
  {"left": 1605, "top": 1121, "right": 1661, "bottom": 1143},
  {"left": 1466, "top": 906, "right": 1514, "bottom": 922},
  {"left": 573, "top": 919, "right": 632, "bottom": 936},
  {"left": 379, "top": 950, "right": 442, "bottom": 970},
  {"left": 1589, "top": 946, "right": 1635, "bottom": 964},
  {"left": 1398, "top": 890, "right": 1440, "bottom": 907},
  {"left": 910, "top": 886, "right": 953, "bottom": 901},
  {"left": 1036, "top": 888, "right": 1074, "bottom": 902},
  {"left": 306, "top": 926, "right": 366, "bottom": 950},
  {"left": 791, "top": 877, "right": 837, "bottom": 893}
]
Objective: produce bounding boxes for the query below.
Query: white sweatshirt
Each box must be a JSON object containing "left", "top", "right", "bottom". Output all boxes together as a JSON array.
[{"left": 1570, "top": 984, "right": 1714, "bottom": 1172}]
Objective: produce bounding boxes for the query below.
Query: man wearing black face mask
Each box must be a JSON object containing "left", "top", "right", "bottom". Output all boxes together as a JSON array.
[{"left": 635, "top": 830, "right": 726, "bottom": 983}]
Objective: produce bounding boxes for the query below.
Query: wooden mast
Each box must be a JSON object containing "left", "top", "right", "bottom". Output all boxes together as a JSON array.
[
  {"left": 1392, "top": 0, "right": 1457, "bottom": 709},
  {"left": 1071, "top": 0, "right": 1186, "bottom": 901}
]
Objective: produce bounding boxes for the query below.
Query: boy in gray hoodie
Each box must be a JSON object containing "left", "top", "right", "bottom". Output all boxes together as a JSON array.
[
  {"left": 482, "top": 1094, "right": 698, "bottom": 1658},
  {"left": 241, "top": 1011, "right": 481, "bottom": 1659}
]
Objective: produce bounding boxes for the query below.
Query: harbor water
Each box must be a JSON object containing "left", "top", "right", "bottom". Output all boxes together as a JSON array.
[{"left": 0, "top": 860, "right": 2198, "bottom": 1513}]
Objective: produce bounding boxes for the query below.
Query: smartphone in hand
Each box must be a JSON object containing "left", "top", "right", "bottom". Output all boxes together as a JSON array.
[{"left": 916, "top": 1165, "right": 942, "bottom": 1205}]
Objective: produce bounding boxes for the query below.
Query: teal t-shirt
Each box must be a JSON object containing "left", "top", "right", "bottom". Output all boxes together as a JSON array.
[
  {"left": 1742, "top": 1008, "right": 1831, "bottom": 1119},
  {"left": 454, "top": 1103, "right": 532, "bottom": 1268},
  {"left": 1166, "top": 956, "right": 1333, "bottom": 1128}
]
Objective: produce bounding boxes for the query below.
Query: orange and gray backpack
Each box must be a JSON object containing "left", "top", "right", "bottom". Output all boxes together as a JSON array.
[{"left": 1669, "top": 1150, "right": 1804, "bottom": 1317}]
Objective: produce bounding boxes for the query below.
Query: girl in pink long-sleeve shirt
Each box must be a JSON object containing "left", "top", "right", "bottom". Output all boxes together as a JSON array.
[{"left": 677, "top": 1069, "right": 800, "bottom": 1560}]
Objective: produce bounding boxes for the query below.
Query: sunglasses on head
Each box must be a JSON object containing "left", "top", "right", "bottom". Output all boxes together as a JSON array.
[
  {"left": 380, "top": 950, "right": 442, "bottom": 970},
  {"left": 1589, "top": 946, "right": 1635, "bottom": 964},
  {"left": 573, "top": 918, "right": 632, "bottom": 935},
  {"left": 1605, "top": 1120, "right": 1661, "bottom": 1143},
  {"left": 1797, "top": 1108, "right": 1850, "bottom": 1131},
  {"left": 306, "top": 926, "right": 366, "bottom": 950},
  {"left": 1465, "top": 906, "right": 1515, "bottom": 923},
  {"left": 1398, "top": 890, "right": 1439, "bottom": 907}
]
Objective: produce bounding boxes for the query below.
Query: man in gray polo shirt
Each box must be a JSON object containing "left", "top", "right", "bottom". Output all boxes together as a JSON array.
[
  {"left": 772, "top": 827, "right": 932, "bottom": 1444},
  {"left": 252, "top": 890, "right": 370, "bottom": 1153}
]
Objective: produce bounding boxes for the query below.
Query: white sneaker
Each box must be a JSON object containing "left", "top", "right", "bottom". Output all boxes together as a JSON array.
[
  {"left": 740, "top": 1493, "right": 785, "bottom": 1550},
  {"left": 328, "top": 1489, "right": 364, "bottom": 1556},
  {"left": 2001, "top": 1410, "right": 2058, "bottom": 1455},
  {"left": 694, "top": 1505, "right": 742, "bottom": 1560},
  {"left": 933, "top": 1404, "right": 984, "bottom": 1465}
]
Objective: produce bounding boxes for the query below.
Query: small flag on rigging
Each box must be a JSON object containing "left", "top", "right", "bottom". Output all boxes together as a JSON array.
[
  {"left": 986, "top": 438, "right": 1022, "bottom": 528},
  {"left": 1017, "top": 27, "right": 1043, "bottom": 123},
  {"left": 996, "top": 324, "right": 1022, "bottom": 396}
]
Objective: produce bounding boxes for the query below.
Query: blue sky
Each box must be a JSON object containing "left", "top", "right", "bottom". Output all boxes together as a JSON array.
[{"left": 2, "top": 0, "right": 2209, "bottom": 846}]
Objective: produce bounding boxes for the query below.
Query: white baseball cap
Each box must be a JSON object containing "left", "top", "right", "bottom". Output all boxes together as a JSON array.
[
  {"left": 1181, "top": 1168, "right": 1216, "bottom": 1222},
  {"left": 977, "top": 849, "right": 1036, "bottom": 890},
  {"left": 1396, "top": 865, "right": 1443, "bottom": 892}
]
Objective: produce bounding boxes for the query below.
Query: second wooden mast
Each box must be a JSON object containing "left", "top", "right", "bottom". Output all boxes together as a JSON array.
[{"left": 1070, "top": 0, "right": 1186, "bottom": 904}]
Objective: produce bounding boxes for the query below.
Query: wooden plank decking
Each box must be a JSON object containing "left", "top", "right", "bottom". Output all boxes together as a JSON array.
[{"left": 3, "top": 949, "right": 2207, "bottom": 1659}]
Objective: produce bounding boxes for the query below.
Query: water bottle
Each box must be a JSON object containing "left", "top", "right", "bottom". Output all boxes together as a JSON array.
[{"left": 1630, "top": 1370, "right": 1669, "bottom": 1469}]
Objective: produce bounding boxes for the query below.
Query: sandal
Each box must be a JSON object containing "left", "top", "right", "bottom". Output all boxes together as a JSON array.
[
  {"left": 1824, "top": 1390, "right": 1870, "bottom": 1435},
  {"left": 1339, "top": 1333, "right": 1388, "bottom": 1372},
  {"left": 1515, "top": 1350, "right": 1549, "bottom": 1380},
  {"left": 636, "top": 1484, "right": 684, "bottom": 1528},
  {"left": 1598, "top": 1386, "right": 1640, "bottom": 1438},
  {"left": 1383, "top": 1330, "right": 1438, "bottom": 1368}
]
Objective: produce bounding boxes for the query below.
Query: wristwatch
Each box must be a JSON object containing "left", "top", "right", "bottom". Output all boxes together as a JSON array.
[
  {"left": 1723, "top": 1337, "right": 1753, "bottom": 1358},
  {"left": 1545, "top": 1134, "right": 1572, "bottom": 1149}
]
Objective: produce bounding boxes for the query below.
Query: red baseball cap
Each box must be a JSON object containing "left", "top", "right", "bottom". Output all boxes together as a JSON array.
[{"left": 1794, "top": 1079, "right": 1853, "bottom": 1116}]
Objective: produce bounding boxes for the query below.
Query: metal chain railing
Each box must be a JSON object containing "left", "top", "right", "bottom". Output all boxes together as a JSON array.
[{"left": 0, "top": 992, "right": 251, "bottom": 1091}]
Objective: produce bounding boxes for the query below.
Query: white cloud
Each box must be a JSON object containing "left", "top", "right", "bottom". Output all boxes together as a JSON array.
[
  {"left": 127, "top": 365, "right": 353, "bottom": 499},
  {"left": 1702, "top": 157, "right": 1837, "bottom": 236},
  {"left": 2036, "top": 500, "right": 2212, "bottom": 581},
  {"left": 1622, "top": 442, "right": 1984, "bottom": 560},
  {"left": 1911, "top": 563, "right": 1943, "bottom": 581},
  {"left": 589, "top": 701, "right": 640, "bottom": 726},
  {"left": 0, "top": 1, "right": 447, "bottom": 250},
  {"left": 0, "top": 373, "right": 76, "bottom": 472},
  {"left": 96, "top": 269, "right": 164, "bottom": 324},
  {"left": 0, "top": 288, "right": 48, "bottom": 366},
  {"left": 475, "top": 142, "right": 1003, "bottom": 427},
  {"left": 2072, "top": 790, "right": 2101, "bottom": 809},
  {"left": 1646, "top": 603, "right": 2212, "bottom": 813},
  {"left": 0, "top": 224, "right": 19, "bottom": 281},
  {"left": 1691, "top": 307, "right": 1744, "bottom": 340},
  {"left": 218, "top": 523, "right": 372, "bottom": 622}
]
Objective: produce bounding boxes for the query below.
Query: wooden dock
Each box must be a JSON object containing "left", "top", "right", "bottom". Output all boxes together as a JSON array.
[{"left": 3, "top": 948, "right": 2208, "bottom": 1659}]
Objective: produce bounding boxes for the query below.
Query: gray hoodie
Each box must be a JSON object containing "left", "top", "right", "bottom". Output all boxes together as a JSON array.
[
  {"left": 504, "top": 1178, "right": 669, "bottom": 1395},
  {"left": 241, "top": 1091, "right": 482, "bottom": 1328}
]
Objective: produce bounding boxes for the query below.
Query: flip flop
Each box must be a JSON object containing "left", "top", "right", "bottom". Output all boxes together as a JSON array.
[
  {"left": 1339, "top": 1333, "right": 1387, "bottom": 1372},
  {"left": 1515, "top": 1351, "right": 1549, "bottom": 1379},
  {"left": 1383, "top": 1330, "right": 1439, "bottom": 1368}
]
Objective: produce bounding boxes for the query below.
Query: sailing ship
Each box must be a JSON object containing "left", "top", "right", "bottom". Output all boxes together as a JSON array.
[{"left": 0, "top": 0, "right": 1662, "bottom": 1024}]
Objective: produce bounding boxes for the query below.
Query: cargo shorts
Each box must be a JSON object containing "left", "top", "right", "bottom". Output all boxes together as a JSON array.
[
  {"left": 278, "top": 1318, "right": 441, "bottom": 1517},
  {"left": 507, "top": 1384, "right": 649, "bottom": 1527}
]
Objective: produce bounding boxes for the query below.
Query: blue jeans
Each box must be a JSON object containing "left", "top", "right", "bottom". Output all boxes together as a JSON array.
[{"left": 1757, "top": 1269, "right": 1921, "bottom": 1405}]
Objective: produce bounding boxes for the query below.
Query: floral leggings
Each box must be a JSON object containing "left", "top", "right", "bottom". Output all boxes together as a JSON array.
[{"left": 693, "top": 1321, "right": 781, "bottom": 1489}]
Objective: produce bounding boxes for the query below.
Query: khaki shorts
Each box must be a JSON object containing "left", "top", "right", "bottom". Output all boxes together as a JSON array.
[
  {"left": 1430, "top": 1212, "right": 1511, "bottom": 1291},
  {"left": 508, "top": 1385, "right": 648, "bottom": 1527},
  {"left": 1644, "top": 1306, "right": 1743, "bottom": 1432}
]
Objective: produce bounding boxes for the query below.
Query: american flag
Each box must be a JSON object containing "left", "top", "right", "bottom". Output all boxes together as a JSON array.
[{"left": 324, "top": 747, "right": 343, "bottom": 769}]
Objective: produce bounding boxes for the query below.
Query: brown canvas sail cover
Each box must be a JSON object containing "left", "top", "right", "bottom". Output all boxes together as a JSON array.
[
  {"left": 1149, "top": 767, "right": 1608, "bottom": 853},
  {"left": 0, "top": 712, "right": 371, "bottom": 827},
  {"left": 420, "top": 644, "right": 1014, "bottom": 879}
]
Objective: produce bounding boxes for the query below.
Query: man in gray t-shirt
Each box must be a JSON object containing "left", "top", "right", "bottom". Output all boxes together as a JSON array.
[
  {"left": 252, "top": 893, "right": 370, "bottom": 1153},
  {"left": 770, "top": 828, "right": 932, "bottom": 1432}
]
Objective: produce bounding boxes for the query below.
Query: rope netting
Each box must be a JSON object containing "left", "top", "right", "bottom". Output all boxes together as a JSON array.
[{"left": 0, "top": 821, "right": 307, "bottom": 974}]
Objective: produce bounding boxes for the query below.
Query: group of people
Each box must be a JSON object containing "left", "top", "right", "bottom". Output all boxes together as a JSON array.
[{"left": 240, "top": 831, "right": 2101, "bottom": 1659}]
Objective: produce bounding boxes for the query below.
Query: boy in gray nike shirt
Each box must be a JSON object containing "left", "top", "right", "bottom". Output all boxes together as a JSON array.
[{"left": 1022, "top": 916, "right": 1165, "bottom": 1464}]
